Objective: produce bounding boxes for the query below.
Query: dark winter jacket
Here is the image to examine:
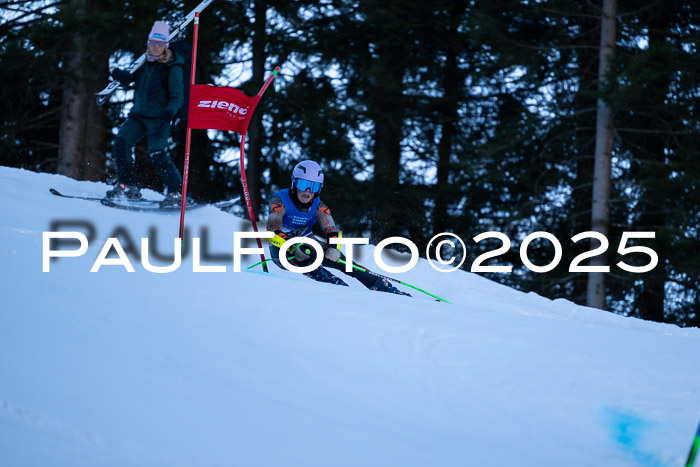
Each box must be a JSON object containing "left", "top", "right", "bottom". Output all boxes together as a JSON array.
[{"left": 114, "top": 50, "right": 185, "bottom": 119}]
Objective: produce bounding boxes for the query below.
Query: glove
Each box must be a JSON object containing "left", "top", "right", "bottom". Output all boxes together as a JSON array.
[
  {"left": 324, "top": 232, "right": 340, "bottom": 262},
  {"left": 294, "top": 246, "right": 312, "bottom": 262},
  {"left": 325, "top": 248, "right": 340, "bottom": 262},
  {"left": 110, "top": 68, "right": 132, "bottom": 87}
]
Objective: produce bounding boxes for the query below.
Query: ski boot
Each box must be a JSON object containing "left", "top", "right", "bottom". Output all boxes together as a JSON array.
[
  {"left": 370, "top": 277, "right": 411, "bottom": 296},
  {"left": 160, "top": 191, "right": 182, "bottom": 208},
  {"left": 305, "top": 267, "right": 348, "bottom": 286},
  {"left": 105, "top": 183, "right": 142, "bottom": 200}
]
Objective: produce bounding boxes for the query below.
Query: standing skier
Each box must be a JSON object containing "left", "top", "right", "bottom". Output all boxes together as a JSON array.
[
  {"left": 106, "top": 21, "right": 185, "bottom": 207},
  {"left": 267, "top": 160, "right": 409, "bottom": 295}
]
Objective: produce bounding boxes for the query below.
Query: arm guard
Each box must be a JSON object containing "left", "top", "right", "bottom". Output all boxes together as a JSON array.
[
  {"left": 317, "top": 202, "right": 338, "bottom": 239},
  {"left": 267, "top": 195, "right": 286, "bottom": 234}
]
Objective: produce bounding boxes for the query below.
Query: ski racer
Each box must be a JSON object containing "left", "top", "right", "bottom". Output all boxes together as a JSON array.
[
  {"left": 266, "top": 160, "right": 409, "bottom": 295},
  {"left": 105, "top": 21, "right": 185, "bottom": 207}
]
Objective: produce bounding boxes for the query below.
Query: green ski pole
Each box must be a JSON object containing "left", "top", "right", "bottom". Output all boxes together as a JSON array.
[
  {"left": 253, "top": 237, "right": 451, "bottom": 303},
  {"left": 249, "top": 234, "right": 308, "bottom": 270},
  {"left": 337, "top": 259, "right": 451, "bottom": 304},
  {"left": 247, "top": 255, "right": 298, "bottom": 270},
  {"left": 687, "top": 418, "right": 700, "bottom": 467}
]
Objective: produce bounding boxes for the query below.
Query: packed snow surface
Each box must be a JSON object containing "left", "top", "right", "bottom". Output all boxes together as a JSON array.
[{"left": 1, "top": 166, "right": 699, "bottom": 466}]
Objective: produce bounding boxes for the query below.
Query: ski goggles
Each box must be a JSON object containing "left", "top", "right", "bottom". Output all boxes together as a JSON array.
[{"left": 294, "top": 178, "right": 323, "bottom": 193}]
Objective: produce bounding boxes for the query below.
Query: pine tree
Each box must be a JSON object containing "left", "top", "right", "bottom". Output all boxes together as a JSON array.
[{"left": 588, "top": 0, "right": 618, "bottom": 309}]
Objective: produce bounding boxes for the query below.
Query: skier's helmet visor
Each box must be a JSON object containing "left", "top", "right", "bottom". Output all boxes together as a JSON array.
[{"left": 293, "top": 178, "right": 323, "bottom": 193}]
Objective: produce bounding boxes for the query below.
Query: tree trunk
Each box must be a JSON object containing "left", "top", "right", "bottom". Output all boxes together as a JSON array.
[
  {"left": 369, "top": 42, "right": 407, "bottom": 243},
  {"left": 82, "top": 65, "right": 109, "bottom": 182},
  {"left": 572, "top": 6, "right": 600, "bottom": 305},
  {"left": 57, "top": 0, "right": 90, "bottom": 179},
  {"left": 57, "top": 0, "right": 106, "bottom": 181},
  {"left": 586, "top": 0, "right": 617, "bottom": 309},
  {"left": 636, "top": 7, "right": 672, "bottom": 323},
  {"left": 433, "top": 0, "right": 466, "bottom": 236}
]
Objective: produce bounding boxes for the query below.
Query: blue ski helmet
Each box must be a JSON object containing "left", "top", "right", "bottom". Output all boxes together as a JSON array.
[{"left": 291, "top": 160, "right": 324, "bottom": 194}]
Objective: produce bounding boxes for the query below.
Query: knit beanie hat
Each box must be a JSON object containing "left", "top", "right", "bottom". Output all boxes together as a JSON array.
[{"left": 148, "top": 21, "right": 169, "bottom": 44}]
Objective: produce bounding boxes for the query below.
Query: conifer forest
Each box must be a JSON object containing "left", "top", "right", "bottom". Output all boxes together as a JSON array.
[{"left": 1, "top": 0, "right": 698, "bottom": 326}]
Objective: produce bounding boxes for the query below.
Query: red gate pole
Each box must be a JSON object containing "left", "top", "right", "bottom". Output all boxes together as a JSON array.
[
  {"left": 239, "top": 67, "right": 280, "bottom": 272},
  {"left": 178, "top": 12, "right": 201, "bottom": 241}
]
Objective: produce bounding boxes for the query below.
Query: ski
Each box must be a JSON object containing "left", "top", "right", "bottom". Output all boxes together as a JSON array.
[
  {"left": 101, "top": 198, "right": 237, "bottom": 212},
  {"left": 50, "top": 188, "right": 236, "bottom": 213},
  {"left": 100, "top": 198, "right": 205, "bottom": 212},
  {"left": 95, "top": 0, "right": 215, "bottom": 105},
  {"left": 49, "top": 188, "right": 160, "bottom": 204}
]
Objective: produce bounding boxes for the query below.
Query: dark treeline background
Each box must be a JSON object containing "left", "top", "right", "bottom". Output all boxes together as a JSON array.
[{"left": 1, "top": 0, "right": 698, "bottom": 326}]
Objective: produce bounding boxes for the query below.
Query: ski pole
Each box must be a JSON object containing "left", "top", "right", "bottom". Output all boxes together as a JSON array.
[
  {"left": 252, "top": 238, "right": 332, "bottom": 271},
  {"left": 687, "top": 418, "right": 700, "bottom": 467},
  {"left": 247, "top": 255, "right": 298, "bottom": 270},
  {"left": 248, "top": 238, "right": 312, "bottom": 270},
  {"left": 337, "top": 259, "right": 451, "bottom": 304},
  {"left": 263, "top": 233, "right": 450, "bottom": 303}
]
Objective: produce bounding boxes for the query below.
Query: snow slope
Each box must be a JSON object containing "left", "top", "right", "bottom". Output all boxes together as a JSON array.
[{"left": 1, "top": 166, "right": 699, "bottom": 467}]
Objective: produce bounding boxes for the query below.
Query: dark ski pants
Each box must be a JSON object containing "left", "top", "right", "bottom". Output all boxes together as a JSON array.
[
  {"left": 113, "top": 115, "right": 182, "bottom": 193},
  {"left": 269, "top": 239, "right": 380, "bottom": 289}
]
